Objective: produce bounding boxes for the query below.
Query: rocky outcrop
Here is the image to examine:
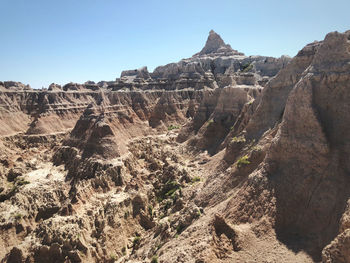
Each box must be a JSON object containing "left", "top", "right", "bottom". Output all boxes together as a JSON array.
[
  {"left": 197, "top": 30, "right": 241, "bottom": 56},
  {"left": 64, "top": 104, "right": 120, "bottom": 159},
  {"left": 265, "top": 31, "right": 350, "bottom": 260},
  {"left": 189, "top": 30, "right": 350, "bottom": 262},
  {"left": 0, "top": 89, "right": 204, "bottom": 138},
  {"left": 47, "top": 83, "right": 62, "bottom": 91},
  {"left": 121, "top": 66, "right": 151, "bottom": 80},
  {"left": 244, "top": 40, "right": 321, "bottom": 140},
  {"left": 151, "top": 43, "right": 289, "bottom": 88},
  {"left": 178, "top": 85, "right": 261, "bottom": 155},
  {"left": 110, "top": 30, "right": 291, "bottom": 91},
  {"left": 0, "top": 81, "right": 31, "bottom": 91},
  {"left": 163, "top": 30, "right": 350, "bottom": 262}
]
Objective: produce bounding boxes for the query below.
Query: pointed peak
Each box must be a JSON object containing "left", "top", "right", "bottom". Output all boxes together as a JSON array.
[{"left": 198, "top": 30, "right": 235, "bottom": 56}]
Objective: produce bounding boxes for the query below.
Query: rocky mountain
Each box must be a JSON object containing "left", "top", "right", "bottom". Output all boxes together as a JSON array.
[{"left": 0, "top": 30, "right": 349, "bottom": 263}]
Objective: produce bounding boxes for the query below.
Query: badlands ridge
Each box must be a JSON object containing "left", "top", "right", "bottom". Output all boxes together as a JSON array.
[{"left": 0, "top": 30, "right": 349, "bottom": 262}]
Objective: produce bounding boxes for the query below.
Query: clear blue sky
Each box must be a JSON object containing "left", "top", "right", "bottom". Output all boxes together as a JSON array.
[{"left": 0, "top": 0, "right": 349, "bottom": 89}]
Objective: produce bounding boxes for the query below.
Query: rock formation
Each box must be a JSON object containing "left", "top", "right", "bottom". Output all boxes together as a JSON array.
[
  {"left": 0, "top": 29, "right": 349, "bottom": 263},
  {"left": 198, "top": 30, "right": 239, "bottom": 55}
]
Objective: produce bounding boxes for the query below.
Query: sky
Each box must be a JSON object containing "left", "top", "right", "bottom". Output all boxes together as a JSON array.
[{"left": 0, "top": 0, "right": 349, "bottom": 89}]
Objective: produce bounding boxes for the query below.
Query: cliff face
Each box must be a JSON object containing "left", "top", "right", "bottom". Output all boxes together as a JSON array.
[
  {"left": 268, "top": 31, "right": 350, "bottom": 261},
  {"left": 0, "top": 90, "right": 202, "bottom": 139},
  {"left": 0, "top": 30, "right": 349, "bottom": 263},
  {"left": 169, "top": 30, "right": 350, "bottom": 262}
]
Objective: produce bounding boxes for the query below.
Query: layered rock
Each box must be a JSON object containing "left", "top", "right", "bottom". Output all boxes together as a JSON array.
[
  {"left": 178, "top": 85, "right": 262, "bottom": 155},
  {"left": 0, "top": 81, "right": 31, "bottom": 91},
  {"left": 110, "top": 30, "right": 290, "bottom": 91},
  {"left": 197, "top": 30, "right": 240, "bottom": 56},
  {"left": 63, "top": 104, "right": 120, "bottom": 159},
  {"left": 0, "top": 89, "right": 204, "bottom": 138},
  {"left": 121, "top": 66, "right": 151, "bottom": 81},
  {"left": 1, "top": 29, "right": 349, "bottom": 263},
  {"left": 265, "top": 31, "right": 350, "bottom": 260},
  {"left": 160, "top": 30, "right": 350, "bottom": 262}
]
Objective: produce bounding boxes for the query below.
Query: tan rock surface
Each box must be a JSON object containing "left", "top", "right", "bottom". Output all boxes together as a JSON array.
[{"left": 0, "top": 30, "right": 349, "bottom": 263}]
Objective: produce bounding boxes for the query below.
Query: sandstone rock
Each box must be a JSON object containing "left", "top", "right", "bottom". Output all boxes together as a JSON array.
[
  {"left": 65, "top": 105, "right": 120, "bottom": 159},
  {"left": 48, "top": 83, "right": 62, "bottom": 91},
  {"left": 0, "top": 29, "right": 349, "bottom": 263},
  {"left": 3, "top": 81, "right": 31, "bottom": 91},
  {"left": 121, "top": 66, "right": 150, "bottom": 80},
  {"left": 198, "top": 30, "right": 238, "bottom": 56}
]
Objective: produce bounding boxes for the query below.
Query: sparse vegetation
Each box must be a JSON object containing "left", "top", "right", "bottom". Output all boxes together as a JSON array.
[
  {"left": 155, "top": 243, "right": 163, "bottom": 251},
  {"left": 15, "top": 178, "right": 30, "bottom": 186},
  {"left": 241, "top": 63, "right": 253, "bottom": 72},
  {"left": 110, "top": 253, "right": 117, "bottom": 261},
  {"left": 124, "top": 211, "right": 129, "bottom": 219},
  {"left": 148, "top": 205, "right": 154, "bottom": 217},
  {"left": 247, "top": 99, "right": 255, "bottom": 105},
  {"left": 168, "top": 124, "right": 180, "bottom": 131},
  {"left": 251, "top": 144, "right": 262, "bottom": 152},
  {"left": 133, "top": 236, "right": 141, "bottom": 246},
  {"left": 191, "top": 176, "right": 201, "bottom": 183},
  {"left": 151, "top": 255, "right": 158, "bottom": 263},
  {"left": 207, "top": 119, "right": 214, "bottom": 126},
  {"left": 121, "top": 246, "right": 126, "bottom": 256},
  {"left": 176, "top": 224, "right": 185, "bottom": 234},
  {"left": 10, "top": 184, "right": 18, "bottom": 193},
  {"left": 157, "top": 180, "right": 181, "bottom": 203},
  {"left": 231, "top": 135, "right": 246, "bottom": 143},
  {"left": 236, "top": 155, "right": 251, "bottom": 168},
  {"left": 14, "top": 213, "right": 22, "bottom": 220},
  {"left": 164, "top": 200, "right": 173, "bottom": 210},
  {"left": 166, "top": 187, "right": 178, "bottom": 197},
  {"left": 159, "top": 213, "right": 166, "bottom": 219},
  {"left": 195, "top": 208, "right": 201, "bottom": 218}
]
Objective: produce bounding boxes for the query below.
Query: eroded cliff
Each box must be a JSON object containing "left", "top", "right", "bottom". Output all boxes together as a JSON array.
[{"left": 0, "top": 30, "right": 349, "bottom": 263}]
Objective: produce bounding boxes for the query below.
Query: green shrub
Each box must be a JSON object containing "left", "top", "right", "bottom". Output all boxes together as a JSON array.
[
  {"left": 14, "top": 213, "right": 22, "bottom": 220},
  {"left": 237, "top": 155, "right": 250, "bottom": 168},
  {"left": 195, "top": 209, "right": 201, "bottom": 218},
  {"left": 124, "top": 211, "right": 129, "bottom": 219},
  {"left": 16, "top": 179, "right": 30, "bottom": 186},
  {"left": 148, "top": 205, "right": 153, "bottom": 217},
  {"left": 176, "top": 224, "right": 185, "bottom": 234},
  {"left": 110, "top": 253, "right": 117, "bottom": 260},
  {"left": 241, "top": 63, "right": 253, "bottom": 72},
  {"left": 247, "top": 99, "right": 254, "bottom": 105},
  {"left": 155, "top": 243, "right": 163, "bottom": 251},
  {"left": 168, "top": 124, "right": 180, "bottom": 131},
  {"left": 163, "top": 181, "right": 180, "bottom": 198},
  {"left": 133, "top": 236, "right": 141, "bottom": 246},
  {"left": 165, "top": 188, "right": 178, "bottom": 197},
  {"left": 231, "top": 135, "right": 246, "bottom": 143},
  {"left": 156, "top": 196, "right": 164, "bottom": 203},
  {"left": 164, "top": 200, "right": 173, "bottom": 210},
  {"left": 151, "top": 255, "right": 158, "bottom": 263},
  {"left": 157, "top": 180, "right": 181, "bottom": 205},
  {"left": 207, "top": 119, "right": 214, "bottom": 126},
  {"left": 191, "top": 176, "right": 201, "bottom": 183}
]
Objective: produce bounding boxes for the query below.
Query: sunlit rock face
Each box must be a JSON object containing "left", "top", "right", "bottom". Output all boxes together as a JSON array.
[{"left": 3, "top": 30, "right": 350, "bottom": 263}]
